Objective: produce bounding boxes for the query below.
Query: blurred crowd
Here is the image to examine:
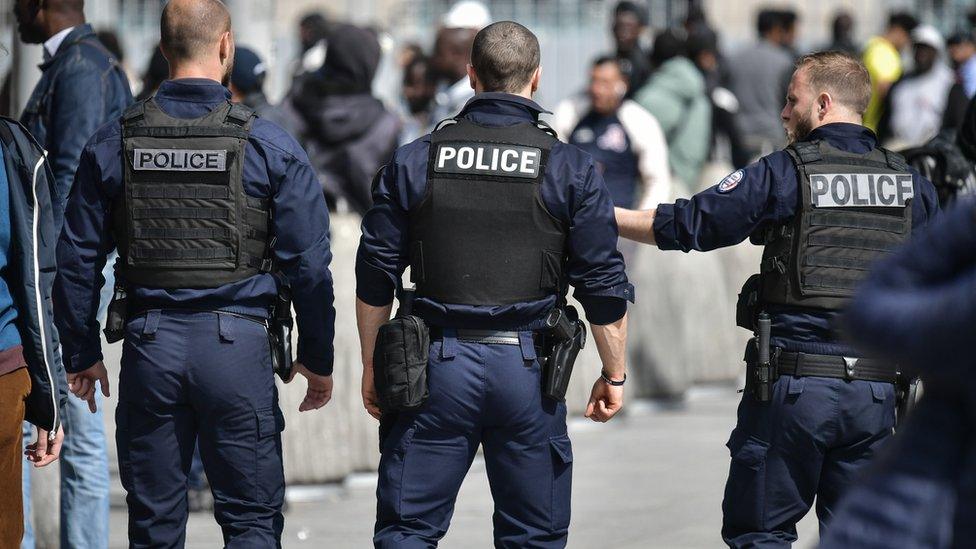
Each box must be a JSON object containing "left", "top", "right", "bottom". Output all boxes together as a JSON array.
[{"left": 85, "top": 1, "right": 976, "bottom": 215}]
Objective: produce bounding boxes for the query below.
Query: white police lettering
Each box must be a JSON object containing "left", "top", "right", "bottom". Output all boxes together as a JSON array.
[
  {"left": 133, "top": 149, "right": 228, "bottom": 171},
  {"left": 434, "top": 142, "right": 542, "bottom": 178},
  {"left": 809, "top": 173, "right": 914, "bottom": 207}
]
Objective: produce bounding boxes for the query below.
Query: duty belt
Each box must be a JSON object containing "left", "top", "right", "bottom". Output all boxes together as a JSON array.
[
  {"left": 429, "top": 327, "right": 546, "bottom": 347},
  {"left": 775, "top": 351, "right": 897, "bottom": 383}
]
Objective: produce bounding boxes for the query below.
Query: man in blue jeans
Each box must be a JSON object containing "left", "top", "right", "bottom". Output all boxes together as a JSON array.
[{"left": 14, "top": 0, "right": 132, "bottom": 546}]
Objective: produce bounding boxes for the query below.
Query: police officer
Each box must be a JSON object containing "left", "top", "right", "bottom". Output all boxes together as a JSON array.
[
  {"left": 356, "top": 21, "right": 633, "bottom": 547},
  {"left": 615, "top": 51, "right": 941, "bottom": 547},
  {"left": 53, "top": 0, "right": 336, "bottom": 545},
  {"left": 818, "top": 200, "right": 976, "bottom": 544}
]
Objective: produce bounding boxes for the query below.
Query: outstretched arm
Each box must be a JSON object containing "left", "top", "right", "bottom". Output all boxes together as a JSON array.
[
  {"left": 585, "top": 313, "right": 628, "bottom": 422},
  {"left": 615, "top": 207, "right": 657, "bottom": 245}
]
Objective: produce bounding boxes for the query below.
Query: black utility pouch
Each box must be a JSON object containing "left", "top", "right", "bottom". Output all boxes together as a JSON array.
[
  {"left": 736, "top": 274, "right": 762, "bottom": 331},
  {"left": 373, "top": 315, "right": 430, "bottom": 413}
]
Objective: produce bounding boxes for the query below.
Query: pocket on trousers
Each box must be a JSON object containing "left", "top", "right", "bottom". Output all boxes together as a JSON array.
[
  {"left": 723, "top": 434, "right": 770, "bottom": 531},
  {"left": 377, "top": 424, "right": 416, "bottom": 520},
  {"left": 115, "top": 404, "right": 135, "bottom": 495},
  {"left": 254, "top": 406, "right": 286, "bottom": 504},
  {"left": 550, "top": 434, "right": 574, "bottom": 532}
]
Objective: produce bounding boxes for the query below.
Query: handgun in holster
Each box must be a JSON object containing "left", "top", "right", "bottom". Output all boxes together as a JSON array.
[
  {"left": 542, "top": 305, "right": 586, "bottom": 402},
  {"left": 103, "top": 285, "right": 129, "bottom": 344},
  {"left": 895, "top": 374, "right": 922, "bottom": 427},
  {"left": 269, "top": 283, "right": 294, "bottom": 382},
  {"left": 749, "top": 312, "right": 779, "bottom": 403}
]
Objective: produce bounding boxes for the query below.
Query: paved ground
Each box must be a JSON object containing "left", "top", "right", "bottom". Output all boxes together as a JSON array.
[{"left": 109, "top": 386, "right": 819, "bottom": 548}]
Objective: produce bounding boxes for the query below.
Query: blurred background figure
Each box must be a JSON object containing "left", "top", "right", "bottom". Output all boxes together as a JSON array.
[
  {"left": 430, "top": 0, "right": 491, "bottom": 122},
  {"left": 634, "top": 29, "right": 711, "bottom": 189},
  {"left": 863, "top": 12, "right": 919, "bottom": 131},
  {"left": 295, "top": 12, "right": 330, "bottom": 77},
  {"left": 95, "top": 29, "right": 139, "bottom": 93},
  {"left": 878, "top": 25, "right": 954, "bottom": 149},
  {"left": 945, "top": 31, "right": 976, "bottom": 132},
  {"left": 292, "top": 23, "right": 400, "bottom": 214},
  {"left": 553, "top": 56, "right": 671, "bottom": 210},
  {"left": 825, "top": 11, "right": 859, "bottom": 55},
  {"left": 728, "top": 9, "right": 797, "bottom": 163},
  {"left": 230, "top": 46, "right": 302, "bottom": 137},
  {"left": 398, "top": 54, "right": 438, "bottom": 145},
  {"left": 611, "top": 1, "right": 651, "bottom": 97},
  {"left": 136, "top": 45, "right": 169, "bottom": 101}
]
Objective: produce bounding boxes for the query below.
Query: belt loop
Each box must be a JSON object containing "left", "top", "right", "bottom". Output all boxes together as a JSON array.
[
  {"left": 141, "top": 310, "right": 160, "bottom": 341},
  {"left": 440, "top": 328, "right": 457, "bottom": 359},
  {"left": 518, "top": 331, "right": 537, "bottom": 362},
  {"left": 217, "top": 313, "right": 235, "bottom": 342}
]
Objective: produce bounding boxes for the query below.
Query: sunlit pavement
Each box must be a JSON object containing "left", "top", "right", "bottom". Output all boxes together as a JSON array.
[{"left": 109, "top": 385, "right": 819, "bottom": 548}]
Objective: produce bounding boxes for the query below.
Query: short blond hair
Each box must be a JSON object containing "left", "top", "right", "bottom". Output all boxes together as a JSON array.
[{"left": 794, "top": 51, "right": 872, "bottom": 115}]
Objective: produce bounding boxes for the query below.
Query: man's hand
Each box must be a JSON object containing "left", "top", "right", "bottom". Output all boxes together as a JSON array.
[
  {"left": 287, "top": 362, "right": 333, "bottom": 412},
  {"left": 361, "top": 364, "right": 381, "bottom": 420},
  {"left": 585, "top": 377, "right": 624, "bottom": 422},
  {"left": 25, "top": 426, "right": 64, "bottom": 467},
  {"left": 66, "top": 361, "right": 110, "bottom": 413}
]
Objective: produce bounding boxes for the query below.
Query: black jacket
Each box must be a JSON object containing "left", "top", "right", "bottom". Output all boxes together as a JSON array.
[{"left": 0, "top": 118, "right": 64, "bottom": 433}]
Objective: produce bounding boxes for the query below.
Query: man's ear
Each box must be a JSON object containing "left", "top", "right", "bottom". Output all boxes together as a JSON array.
[
  {"left": 818, "top": 92, "right": 832, "bottom": 119},
  {"left": 467, "top": 63, "right": 478, "bottom": 91},
  {"left": 219, "top": 32, "right": 233, "bottom": 64},
  {"left": 531, "top": 66, "right": 541, "bottom": 94}
]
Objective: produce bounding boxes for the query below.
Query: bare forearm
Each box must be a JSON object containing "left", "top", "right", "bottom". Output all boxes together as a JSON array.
[
  {"left": 356, "top": 298, "right": 394, "bottom": 369},
  {"left": 590, "top": 313, "right": 628, "bottom": 379},
  {"left": 614, "top": 207, "right": 657, "bottom": 245}
]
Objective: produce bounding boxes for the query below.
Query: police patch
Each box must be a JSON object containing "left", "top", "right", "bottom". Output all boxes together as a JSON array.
[
  {"left": 809, "top": 173, "right": 914, "bottom": 207},
  {"left": 717, "top": 170, "right": 743, "bottom": 193},
  {"left": 433, "top": 142, "right": 542, "bottom": 179},
  {"left": 133, "top": 148, "right": 228, "bottom": 171}
]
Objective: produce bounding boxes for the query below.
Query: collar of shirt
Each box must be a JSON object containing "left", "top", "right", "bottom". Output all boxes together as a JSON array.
[
  {"left": 458, "top": 92, "right": 551, "bottom": 126},
  {"left": 802, "top": 122, "right": 877, "bottom": 154},
  {"left": 155, "top": 78, "right": 232, "bottom": 104},
  {"left": 43, "top": 26, "right": 76, "bottom": 58}
]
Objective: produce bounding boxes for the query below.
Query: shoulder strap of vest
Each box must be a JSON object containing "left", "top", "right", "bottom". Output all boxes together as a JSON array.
[
  {"left": 787, "top": 140, "right": 823, "bottom": 165},
  {"left": 880, "top": 147, "right": 911, "bottom": 171},
  {"left": 122, "top": 101, "right": 147, "bottom": 126},
  {"left": 225, "top": 102, "right": 257, "bottom": 128},
  {"left": 432, "top": 117, "right": 459, "bottom": 132},
  {"left": 534, "top": 119, "right": 559, "bottom": 139}
]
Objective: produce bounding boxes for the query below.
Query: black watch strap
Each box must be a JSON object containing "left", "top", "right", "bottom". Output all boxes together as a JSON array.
[{"left": 601, "top": 370, "right": 626, "bottom": 386}]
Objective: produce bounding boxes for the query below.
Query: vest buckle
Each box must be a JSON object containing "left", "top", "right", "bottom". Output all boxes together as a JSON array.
[{"left": 843, "top": 357, "right": 858, "bottom": 380}]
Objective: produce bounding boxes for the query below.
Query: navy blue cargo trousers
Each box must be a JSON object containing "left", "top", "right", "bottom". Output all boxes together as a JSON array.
[{"left": 374, "top": 332, "right": 573, "bottom": 548}]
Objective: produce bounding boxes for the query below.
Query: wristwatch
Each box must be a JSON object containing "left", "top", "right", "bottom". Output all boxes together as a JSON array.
[{"left": 601, "top": 370, "right": 626, "bottom": 386}]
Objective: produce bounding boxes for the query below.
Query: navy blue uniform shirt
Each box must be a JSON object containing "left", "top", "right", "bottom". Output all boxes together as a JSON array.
[
  {"left": 357, "top": 92, "right": 634, "bottom": 329},
  {"left": 55, "top": 79, "right": 336, "bottom": 375},
  {"left": 653, "top": 122, "right": 941, "bottom": 355}
]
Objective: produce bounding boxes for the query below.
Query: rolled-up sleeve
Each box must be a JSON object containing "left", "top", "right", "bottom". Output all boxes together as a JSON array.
[
  {"left": 356, "top": 159, "right": 409, "bottom": 307},
  {"left": 54, "top": 143, "right": 114, "bottom": 373},
  {"left": 271, "top": 151, "right": 336, "bottom": 375},
  {"left": 565, "top": 158, "right": 634, "bottom": 325}
]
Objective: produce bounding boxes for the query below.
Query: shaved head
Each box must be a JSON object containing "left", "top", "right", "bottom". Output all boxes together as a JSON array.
[{"left": 160, "top": 0, "right": 232, "bottom": 63}]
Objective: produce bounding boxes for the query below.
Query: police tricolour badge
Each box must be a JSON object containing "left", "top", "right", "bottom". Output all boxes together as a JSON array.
[{"left": 717, "top": 169, "right": 743, "bottom": 193}]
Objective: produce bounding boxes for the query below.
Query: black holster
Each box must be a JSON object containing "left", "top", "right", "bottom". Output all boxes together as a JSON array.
[
  {"left": 542, "top": 306, "right": 586, "bottom": 402},
  {"left": 373, "top": 290, "right": 430, "bottom": 413},
  {"left": 895, "top": 375, "right": 922, "bottom": 427},
  {"left": 269, "top": 284, "right": 294, "bottom": 381},
  {"left": 103, "top": 286, "right": 129, "bottom": 344}
]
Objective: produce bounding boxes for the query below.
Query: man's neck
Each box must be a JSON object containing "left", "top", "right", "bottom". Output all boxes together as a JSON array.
[{"left": 43, "top": 17, "right": 83, "bottom": 41}]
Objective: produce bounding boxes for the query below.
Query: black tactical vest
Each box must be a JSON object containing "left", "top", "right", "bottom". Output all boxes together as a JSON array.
[
  {"left": 408, "top": 119, "right": 567, "bottom": 306},
  {"left": 114, "top": 99, "right": 271, "bottom": 289},
  {"left": 756, "top": 140, "right": 913, "bottom": 310}
]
